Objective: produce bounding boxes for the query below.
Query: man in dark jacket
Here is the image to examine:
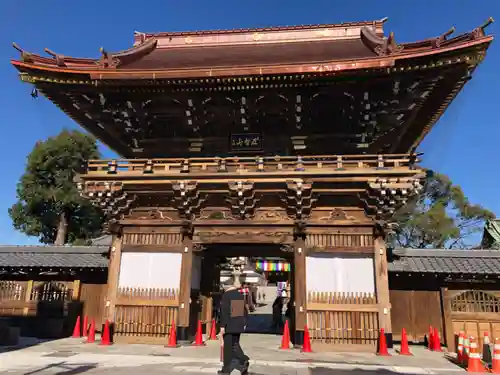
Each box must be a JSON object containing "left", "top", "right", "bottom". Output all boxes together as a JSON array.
[{"left": 218, "top": 283, "right": 250, "bottom": 375}]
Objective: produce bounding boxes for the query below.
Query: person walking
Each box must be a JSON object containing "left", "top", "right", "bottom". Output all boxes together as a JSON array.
[{"left": 218, "top": 279, "right": 250, "bottom": 375}]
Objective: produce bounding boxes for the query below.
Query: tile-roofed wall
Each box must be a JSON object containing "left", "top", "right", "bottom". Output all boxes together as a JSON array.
[
  {"left": 389, "top": 248, "right": 500, "bottom": 275},
  {"left": 0, "top": 245, "right": 109, "bottom": 269}
]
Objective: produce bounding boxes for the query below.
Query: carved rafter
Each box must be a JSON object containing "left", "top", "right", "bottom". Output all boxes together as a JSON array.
[
  {"left": 77, "top": 181, "right": 137, "bottom": 221},
  {"left": 226, "top": 181, "right": 258, "bottom": 219},
  {"left": 360, "top": 177, "right": 424, "bottom": 220},
  {"left": 171, "top": 181, "right": 207, "bottom": 220},
  {"left": 283, "top": 180, "right": 315, "bottom": 220}
]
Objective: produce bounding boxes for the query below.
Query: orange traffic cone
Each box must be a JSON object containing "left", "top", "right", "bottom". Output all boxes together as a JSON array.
[
  {"left": 377, "top": 328, "right": 391, "bottom": 356},
  {"left": 72, "top": 316, "right": 81, "bottom": 338},
  {"left": 86, "top": 319, "right": 95, "bottom": 344},
  {"left": 399, "top": 328, "right": 412, "bottom": 355},
  {"left": 302, "top": 325, "right": 312, "bottom": 353},
  {"left": 166, "top": 321, "right": 178, "bottom": 348},
  {"left": 433, "top": 327, "right": 442, "bottom": 352},
  {"left": 427, "top": 325, "right": 434, "bottom": 351},
  {"left": 467, "top": 337, "right": 485, "bottom": 373},
  {"left": 209, "top": 320, "right": 217, "bottom": 340},
  {"left": 491, "top": 338, "right": 500, "bottom": 373},
  {"left": 100, "top": 320, "right": 112, "bottom": 346},
  {"left": 193, "top": 320, "right": 205, "bottom": 346},
  {"left": 457, "top": 331, "right": 464, "bottom": 364},
  {"left": 279, "top": 320, "right": 291, "bottom": 350},
  {"left": 483, "top": 332, "right": 492, "bottom": 363},
  {"left": 82, "top": 316, "right": 88, "bottom": 337}
]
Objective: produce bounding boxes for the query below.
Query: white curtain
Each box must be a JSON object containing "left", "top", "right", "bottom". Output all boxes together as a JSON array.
[
  {"left": 118, "top": 252, "right": 182, "bottom": 289},
  {"left": 306, "top": 253, "right": 375, "bottom": 294}
]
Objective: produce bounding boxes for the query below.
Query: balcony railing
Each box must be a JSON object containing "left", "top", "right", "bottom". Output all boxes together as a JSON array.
[{"left": 85, "top": 154, "right": 420, "bottom": 176}]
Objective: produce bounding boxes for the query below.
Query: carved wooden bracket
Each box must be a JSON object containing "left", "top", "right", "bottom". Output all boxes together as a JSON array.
[
  {"left": 360, "top": 177, "right": 424, "bottom": 220},
  {"left": 78, "top": 181, "right": 137, "bottom": 221},
  {"left": 227, "top": 181, "right": 258, "bottom": 219},
  {"left": 171, "top": 181, "right": 206, "bottom": 220},
  {"left": 283, "top": 180, "right": 315, "bottom": 220}
]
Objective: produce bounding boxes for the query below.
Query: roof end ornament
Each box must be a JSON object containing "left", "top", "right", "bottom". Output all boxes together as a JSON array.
[
  {"left": 432, "top": 26, "right": 456, "bottom": 48},
  {"left": 12, "top": 42, "right": 33, "bottom": 63},
  {"left": 472, "top": 17, "right": 495, "bottom": 39},
  {"left": 44, "top": 48, "right": 66, "bottom": 67},
  {"left": 97, "top": 47, "right": 120, "bottom": 69},
  {"left": 361, "top": 26, "right": 404, "bottom": 56}
]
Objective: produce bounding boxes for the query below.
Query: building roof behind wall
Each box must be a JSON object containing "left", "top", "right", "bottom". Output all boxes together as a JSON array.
[
  {"left": 0, "top": 245, "right": 109, "bottom": 270},
  {"left": 481, "top": 219, "right": 500, "bottom": 249},
  {"left": 389, "top": 248, "right": 500, "bottom": 275}
]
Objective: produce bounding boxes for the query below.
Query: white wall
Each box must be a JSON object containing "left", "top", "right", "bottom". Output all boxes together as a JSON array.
[
  {"left": 306, "top": 253, "right": 375, "bottom": 294},
  {"left": 118, "top": 252, "right": 182, "bottom": 289}
]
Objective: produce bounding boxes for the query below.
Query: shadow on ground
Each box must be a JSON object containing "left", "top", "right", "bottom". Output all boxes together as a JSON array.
[{"left": 21, "top": 361, "right": 98, "bottom": 375}]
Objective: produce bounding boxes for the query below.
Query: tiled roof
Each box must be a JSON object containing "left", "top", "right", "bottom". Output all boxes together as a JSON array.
[
  {"left": 90, "top": 235, "right": 112, "bottom": 246},
  {"left": 388, "top": 248, "right": 500, "bottom": 275},
  {"left": 0, "top": 245, "right": 109, "bottom": 269}
]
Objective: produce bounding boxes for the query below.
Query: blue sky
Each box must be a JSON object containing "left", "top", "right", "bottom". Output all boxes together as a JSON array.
[{"left": 0, "top": 1, "right": 498, "bottom": 245}]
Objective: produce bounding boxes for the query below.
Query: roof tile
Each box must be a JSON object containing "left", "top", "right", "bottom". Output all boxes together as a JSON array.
[{"left": 389, "top": 248, "right": 500, "bottom": 274}]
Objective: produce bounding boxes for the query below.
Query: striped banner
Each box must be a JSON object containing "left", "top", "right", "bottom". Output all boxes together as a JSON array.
[{"left": 255, "top": 260, "right": 291, "bottom": 272}]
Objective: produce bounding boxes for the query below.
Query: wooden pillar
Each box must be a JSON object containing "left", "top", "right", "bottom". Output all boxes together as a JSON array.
[
  {"left": 293, "top": 237, "right": 307, "bottom": 345},
  {"left": 72, "top": 280, "right": 81, "bottom": 300},
  {"left": 374, "top": 233, "right": 392, "bottom": 343},
  {"left": 105, "top": 233, "right": 122, "bottom": 322},
  {"left": 23, "top": 280, "right": 34, "bottom": 316},
  {"left": 200, "top": 253, "right": 215, "bottom": 336},
  {"left": 177, "top": 236, "right": 193, "bottom": 341},
  {"left": 441, "top": 287, "right": 455, "bottom": 352}
]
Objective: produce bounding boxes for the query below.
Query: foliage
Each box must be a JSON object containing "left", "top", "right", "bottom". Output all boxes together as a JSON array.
[
  {"left": 389, "top": 171, "right": 495, "bottom": 249},
  {"left": 9, "top": 130, "right": 104, "bottom": 245}
]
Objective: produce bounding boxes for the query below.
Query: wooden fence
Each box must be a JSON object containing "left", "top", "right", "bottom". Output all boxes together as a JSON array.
[
  {"left": 0, "top": 280, "right": 78, "bottom": 338},
  {"left": 306, "top": 291, "right": 379, "bottom": 347},
  {"left": 448, "top": 290, "right": 500, "bottom": 351},
  {"left": 390, "top": 290, "right": 443, "bottom": 342},
  {"left": 0, "top": 281, "right": 73, "bottom": 316},
  {"left": 114, "top": 287, "right": 179, "bottom": 343}
]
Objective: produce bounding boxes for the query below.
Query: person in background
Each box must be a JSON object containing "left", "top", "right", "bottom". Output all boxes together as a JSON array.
[
  {"left": 218, "top": 278, "right": 250, "bottom": 375},
  {"left": 271, "top": 295, "right": 284, "bottom": 332}
]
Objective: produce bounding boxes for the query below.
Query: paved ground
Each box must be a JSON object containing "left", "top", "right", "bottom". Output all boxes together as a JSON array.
[{"left": 0, "top": 334, "right": 467, "bottom": 375}]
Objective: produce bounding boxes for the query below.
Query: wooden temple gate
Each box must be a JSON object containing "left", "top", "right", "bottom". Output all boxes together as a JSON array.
[
  {"left": 10, "top": 18, "right": 493, "bottom": 347},
  {"left": 80, "top": 154, "right": 421, "bottom": 346}
]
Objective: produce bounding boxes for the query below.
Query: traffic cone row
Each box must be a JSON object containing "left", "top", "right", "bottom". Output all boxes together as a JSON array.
[{"left": 71, "top": 315, "right": 113, "bottom": 345}]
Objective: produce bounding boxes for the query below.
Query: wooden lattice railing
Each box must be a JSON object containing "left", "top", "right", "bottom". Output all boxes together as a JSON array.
[
  {"left": 451, "top": 290, "right": 500, "bottom": 313},
  {"left": 0, "top": 281, "right": 74, "bottom": 317},
  {"left": 307, "top": 291, "right": 379, "bottom": 346},
  {"left": 114, "top": 287, "right": 179, "bottom": 340},
  {"left": 0, "top": 281, "right": 73, "bottom": 302},
  {"left": 85, "top": 153, "right": 419, "bottom": 175}
]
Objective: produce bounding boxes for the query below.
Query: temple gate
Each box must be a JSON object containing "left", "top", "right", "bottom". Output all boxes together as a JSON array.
[{"left": 11, "top": 17, "right": 493, "bottom": 347}]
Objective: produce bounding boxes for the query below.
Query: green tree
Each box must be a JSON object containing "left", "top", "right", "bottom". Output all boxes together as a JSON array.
[
  {"left": 389, "top": 171, "right": 495, "bottom": 249},
  {"left": 9, "top": 130, "right": 104, "bottom": 245}
]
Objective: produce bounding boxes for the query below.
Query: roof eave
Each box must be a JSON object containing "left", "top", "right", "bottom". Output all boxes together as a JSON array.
[{"left": 11, "top": 35, "right": 492, "bottom": 81}]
